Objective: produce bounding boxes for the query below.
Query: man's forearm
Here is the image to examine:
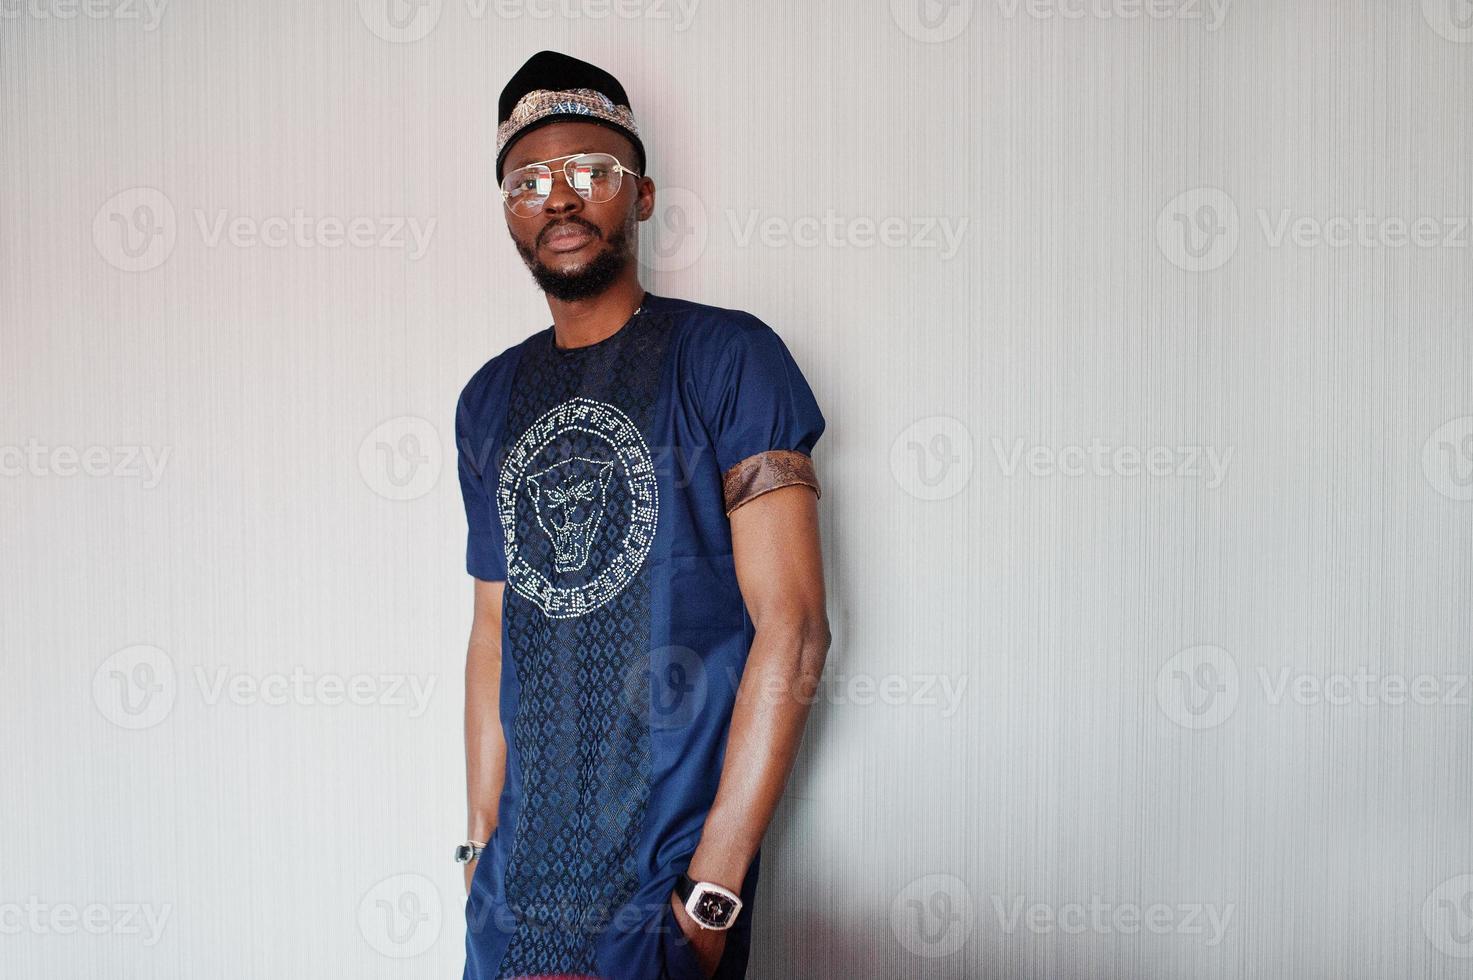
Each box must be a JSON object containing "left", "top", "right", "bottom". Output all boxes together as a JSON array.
[
  {"left": 465, "top": 639, "right": 507, "bottom": 842},
  {"left": 685, "top": 618, "right": 830, "bottom": 889}
]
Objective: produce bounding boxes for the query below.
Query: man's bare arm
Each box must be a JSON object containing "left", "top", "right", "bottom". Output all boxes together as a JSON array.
[
  {"left": 685, "top": 482, "right": 831, "bottom": 894},
  {"left": 465, "top": 578, "right": 507, "bottom": 893}
]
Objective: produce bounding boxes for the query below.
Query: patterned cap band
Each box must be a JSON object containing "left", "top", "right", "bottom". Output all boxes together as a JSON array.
[{"left": 496, "top": 87, "right": 641, "bottom": 175}]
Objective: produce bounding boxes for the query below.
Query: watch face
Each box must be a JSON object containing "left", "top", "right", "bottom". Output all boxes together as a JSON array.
[{"left": 692, "top": 889, "right": 737, "bottom": 928}]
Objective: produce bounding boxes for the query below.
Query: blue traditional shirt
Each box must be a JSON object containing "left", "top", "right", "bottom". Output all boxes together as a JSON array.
[{"left": 456, "top": 291, "right": 826, "bottom": 980}]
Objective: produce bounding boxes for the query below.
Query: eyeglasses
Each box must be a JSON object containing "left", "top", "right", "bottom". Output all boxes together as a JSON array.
[{"left": 500, "top": 151, "right": 641, "bottom": 217}]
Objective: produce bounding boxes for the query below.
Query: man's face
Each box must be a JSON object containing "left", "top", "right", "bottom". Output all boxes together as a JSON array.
[{"left": 500, "top": 121, "right": 650, "bottom": 302}]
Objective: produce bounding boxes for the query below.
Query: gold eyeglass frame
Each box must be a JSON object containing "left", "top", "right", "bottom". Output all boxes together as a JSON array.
[{"left": 500, "top": 151, "right": 641, "bottom": 215}]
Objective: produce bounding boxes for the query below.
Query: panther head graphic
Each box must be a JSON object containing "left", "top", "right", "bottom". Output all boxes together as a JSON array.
[{"left": 525, "top": 456, "right": 616, "bottom": 573}]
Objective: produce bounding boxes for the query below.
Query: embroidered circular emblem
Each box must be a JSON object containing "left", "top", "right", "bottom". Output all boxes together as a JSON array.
[{"left": 498, "top": 396, "right": 657, "bottom": 618}]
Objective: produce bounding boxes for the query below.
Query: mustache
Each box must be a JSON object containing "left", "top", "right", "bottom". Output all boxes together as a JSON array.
[{"left": 539, "top": 219, "right": 601, "bottom": 247}]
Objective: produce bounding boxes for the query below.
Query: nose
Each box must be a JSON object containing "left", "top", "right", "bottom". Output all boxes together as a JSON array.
[{"left": 540, "top": 167, "right": 585, "bottom": 217}]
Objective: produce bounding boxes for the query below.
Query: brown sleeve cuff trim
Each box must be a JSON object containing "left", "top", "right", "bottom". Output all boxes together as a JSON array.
[{"left": 722, "top": 449, "right": 821, "bottom": 516}]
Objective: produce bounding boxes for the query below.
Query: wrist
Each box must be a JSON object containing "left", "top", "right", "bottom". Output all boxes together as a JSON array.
[{"left": 686, "top": 833, "right": 752, "bottom": 892}]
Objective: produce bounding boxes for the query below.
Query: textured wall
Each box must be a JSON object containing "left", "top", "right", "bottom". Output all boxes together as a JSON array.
[{"left": 3, "top": 1, "right": 1472, "bottom": 977}]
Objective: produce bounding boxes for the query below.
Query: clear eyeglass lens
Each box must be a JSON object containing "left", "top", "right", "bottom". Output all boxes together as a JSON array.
[
  {"left": 503, "top": 164, "right": 552, "bottom": 215},
  {"left": 567, "top": 153, "right": 623, "bottom": 203},
  {"left": 502, "top": 153, "right": 625, "bottom": 215}
]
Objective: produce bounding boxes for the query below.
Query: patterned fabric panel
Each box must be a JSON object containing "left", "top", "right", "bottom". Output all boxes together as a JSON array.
[{"left": 492, "top": 313, "right": 670, "bottom": 978}]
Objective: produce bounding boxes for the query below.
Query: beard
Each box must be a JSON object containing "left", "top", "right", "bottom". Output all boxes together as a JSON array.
[{"left": 515, "top": 209, "right": 637, "bottom": 302}]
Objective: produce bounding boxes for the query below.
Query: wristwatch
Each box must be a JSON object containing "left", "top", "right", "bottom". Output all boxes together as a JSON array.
[
  {"left": 674, "top": 872, "right": 743, "bottom": 930},
  {"left": 454, "top": 840, "right": 486, "bottom": 864}
]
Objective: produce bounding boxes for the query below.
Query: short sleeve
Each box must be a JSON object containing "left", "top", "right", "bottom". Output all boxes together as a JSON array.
[
  {"left": 455, "top": 392, "right": 508, "bottom": 582},
  {"left": 706, "top": 321, "right": 827, "bottom": 516}
]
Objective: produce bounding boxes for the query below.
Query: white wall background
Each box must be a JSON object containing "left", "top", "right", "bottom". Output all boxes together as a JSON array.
[{"left": 4, "top": 1, "right": 1472, "bottom": 977}]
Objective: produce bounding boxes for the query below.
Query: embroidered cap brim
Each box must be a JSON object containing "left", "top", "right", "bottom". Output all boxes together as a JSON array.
[{"left": 496, "top": 51, "right": 645, "bottom": 181}]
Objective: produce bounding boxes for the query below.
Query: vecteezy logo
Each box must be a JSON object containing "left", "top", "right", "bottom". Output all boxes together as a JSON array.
[
  {"left": 1156, "top": 644, "right": 1239, "bottom": 730},
  {"left": 92, "top": 644, "right": 177, "bottom": 729},
  {"left": 1424, "top": 874, "right": 1473, "bottom": 957},
  {"left": 357, "top": 873, "right": 441, "bottom": 958},
  {"left": 1157, "top": 187, "right": 1239, "bottom": 272},
  {"left": 93, "top": 187, "right": 177, "bottom": 272},
  {"left": 889, "top": 0, "right": 973, "bottom": 42},
  {"left": 357, "top": 0, "right": 441, "bottom": 42},
  {"left": 640, "top": 186, "right": 707, "bottom": 273},
  {"left": 623, "top": 645, "right": 708, "bottom": 731},
  {"left": 357, "top": 416, "right": 441, "bottom": 501},
  {"left": 1422, "top": 0, "right": 1473, "bottom": 42},
  {"left": 527, "top": 456, "right": 616, "bottom": 572},
  {"left": 890, "top": 415, "right": 973, "bottom": 500},
  {"left": 1422, "top": 416, "right": 1473, "bottom": 501},
  {"left": 890, "top": 873, "right": 974, "bottom": 958},
  {"left": 499, "top": 397, "right": 657, "bottom": 619}
]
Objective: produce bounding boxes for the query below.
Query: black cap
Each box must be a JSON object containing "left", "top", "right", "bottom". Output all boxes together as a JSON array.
[{"left": 495, "top": 50, "right": 645, "bottom": 182}]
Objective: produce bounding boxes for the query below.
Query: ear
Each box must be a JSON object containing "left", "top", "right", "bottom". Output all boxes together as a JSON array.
[{"left": 635, "top": 176, "right": 655, "bottom": 221}]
